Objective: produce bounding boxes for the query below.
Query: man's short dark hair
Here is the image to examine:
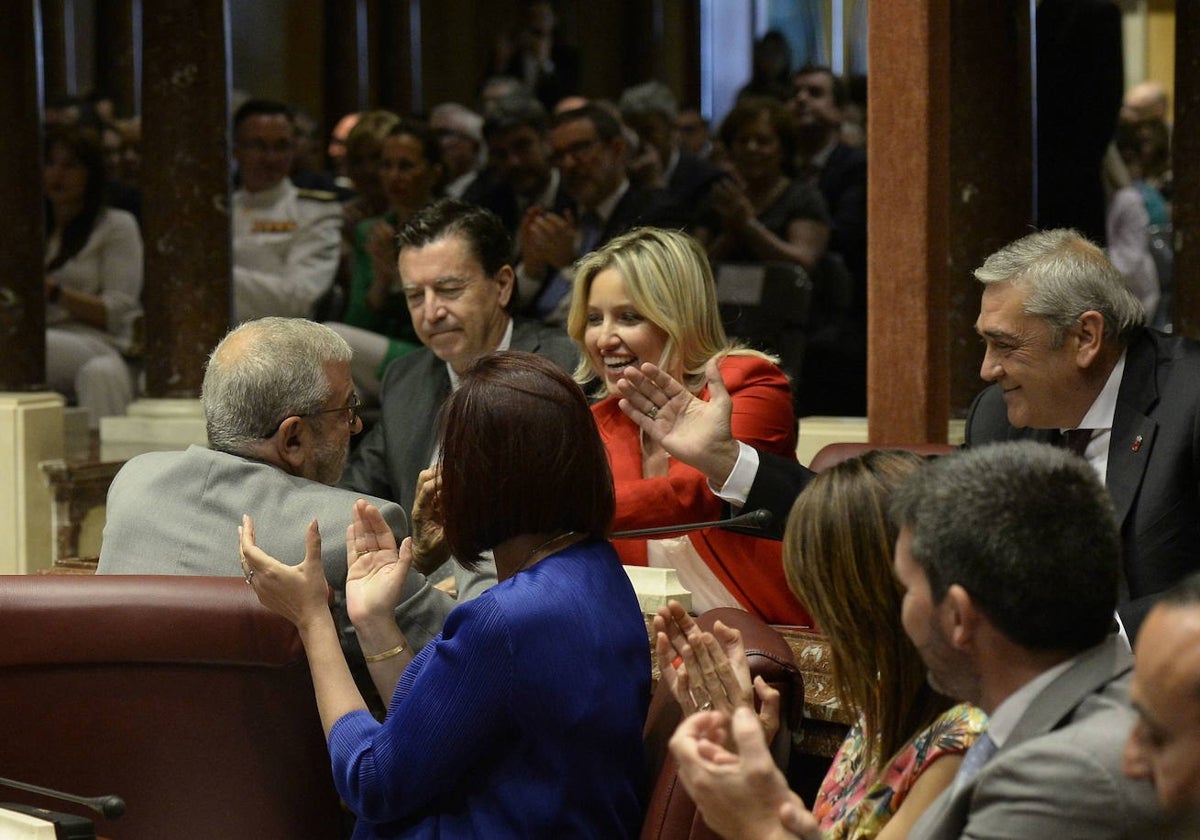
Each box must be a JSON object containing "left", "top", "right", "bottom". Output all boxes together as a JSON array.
[
  {"left": 794, "top": 64, "right": 849, "bottom": 109},
  {"left": 396, "top": 198, "right": 512, "bottom": 277},
  {"left": 551, "top": 103, "right": 624, "bottom": 143},
  {"left": 233, "top": 99, "right": 295, "bottom": 133},
  {"left": 437, "top": 351, "right": 615, "bottom": 568},
  {"left": 482, "top": 94, "right": 549, "bottom": 140},
  {"left": 890, "top": 440, "right": 1120, "bottom": 653}
]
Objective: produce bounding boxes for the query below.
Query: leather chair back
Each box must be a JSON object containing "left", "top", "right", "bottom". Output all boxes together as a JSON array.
[
  {"left": 641, "top": 607, "right": 804, "bottom": 840},
  {"left": 808, "top": 441, "right": 956, "bottom": 472},
  {"left": 0, "top": 574, "right": 344, "bottom": 840}
]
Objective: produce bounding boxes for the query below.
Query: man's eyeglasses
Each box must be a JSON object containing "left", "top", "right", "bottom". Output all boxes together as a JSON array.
[
  {"left": 263, "top": 394, "right": 361, "bottom": 438},
  {"left": 549, "top": 136, "right": 600, "bottom": 167}
]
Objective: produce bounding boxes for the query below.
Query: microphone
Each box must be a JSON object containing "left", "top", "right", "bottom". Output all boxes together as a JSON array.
[
  {"left": 611, "top": 508, "right": 774, "bottom": 539},
  {"left": 0, "top": 776, "right": 125, "bottom": 820}
]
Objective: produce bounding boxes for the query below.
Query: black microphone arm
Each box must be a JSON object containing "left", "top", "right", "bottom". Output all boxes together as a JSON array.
[
  {"left": 611, "top": 508, "right": 773, "bottom": 539},
  {"left": 0, "top": 776, "right": 125, "bottom": 820}
]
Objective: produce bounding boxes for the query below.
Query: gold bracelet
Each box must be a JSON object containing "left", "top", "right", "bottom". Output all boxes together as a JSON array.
[{"left": 363, "top": 642, "right": 407, "bottom": 663}]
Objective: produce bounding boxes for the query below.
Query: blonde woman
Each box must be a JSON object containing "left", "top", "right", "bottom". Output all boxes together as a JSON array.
[{"left": 567, "top": 227, "right": 811, "bottom": 626}]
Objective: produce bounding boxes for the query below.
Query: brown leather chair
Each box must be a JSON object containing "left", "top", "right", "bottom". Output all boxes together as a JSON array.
[
  {"left": 808, "top": 441, "right": 957, "bottom": 472},
  {"left": 641, "top": 607, "right": 804, "bottom": 840},
  {"left": 0, "top": 574, "right": 344, "bottom": 840}
]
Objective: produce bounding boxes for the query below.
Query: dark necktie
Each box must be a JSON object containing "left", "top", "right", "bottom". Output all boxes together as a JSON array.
[{"left": 1060, "top": 428, "right": 1093, "bottom": 458}]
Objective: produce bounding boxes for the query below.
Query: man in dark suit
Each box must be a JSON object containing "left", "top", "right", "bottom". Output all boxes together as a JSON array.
[
  {"left": 617, "top": 81, "right": 724, "bottom": 225},
  {"left": 339, "top": 199, "right": 578, "bottom": 598},
  {"left": 967, "top": 228, "right": 1200, "bottom": 637},
  {"left": 619, "top": 229, "right": 1200, "bottom": 639},
  {"left": 516, "top": 103, "right": 678, "bottom": 325},
  {"left": 475, "top": 93, "right": 572, "bottom": 242}
]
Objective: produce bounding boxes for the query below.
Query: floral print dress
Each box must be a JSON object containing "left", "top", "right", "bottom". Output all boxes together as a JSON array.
[{"left": 812, "top": 703, "right": 988, "bottom": 839}]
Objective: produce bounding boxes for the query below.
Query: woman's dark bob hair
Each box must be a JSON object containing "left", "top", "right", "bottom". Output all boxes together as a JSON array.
[{"left": 437, "top": 351, "right": 615, "bottom": 566}]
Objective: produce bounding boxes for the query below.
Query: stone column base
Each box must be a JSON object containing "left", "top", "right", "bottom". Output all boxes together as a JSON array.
[{"left": 99, "top": 398, "right": 207, "bottom": 461}]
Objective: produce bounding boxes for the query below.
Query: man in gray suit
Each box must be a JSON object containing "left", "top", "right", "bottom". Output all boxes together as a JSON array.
[
  {"left": 894, "top": 441, "right": 1191, "bottom": 839},
  {"left": 671, "top": 441, "right": 1193, "bottom": 838},
  {"left": 339, "top": 199, "right": 577, "bottom": 597},
  {"left": 99, "top": 318, "right": 454, "bottom": 656}
]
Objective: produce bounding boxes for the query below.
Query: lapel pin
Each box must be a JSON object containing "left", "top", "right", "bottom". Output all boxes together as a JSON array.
[{"left": 1132, "top": 435, "right": 1143, "bottom": 453}]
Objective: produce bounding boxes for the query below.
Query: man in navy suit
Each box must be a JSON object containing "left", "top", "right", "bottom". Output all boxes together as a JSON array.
[
  {"left": 967, "top": 228, "right": 1200, "bottom": 637},
  {"left": 516, "top": 104, "right": 678, "bottom": 324}
]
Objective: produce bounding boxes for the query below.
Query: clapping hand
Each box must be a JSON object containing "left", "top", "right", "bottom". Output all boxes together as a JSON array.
[
  {"left": 654, "top": 599, "right": 780, "bottom": 743},
  {"left": 239, "top": 515, "right": 331, "bottom": 631},
  {"left": 345, "top": 499, "right": 412, "bottom": 629},
  {"left": 670, "top": 706, "right": 818, "bottom": 840}
]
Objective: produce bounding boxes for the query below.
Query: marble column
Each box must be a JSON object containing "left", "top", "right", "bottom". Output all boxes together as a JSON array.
[
  {"left": 866, "top": 1, "right": 1033, "bottom": 442},
  {"left": 101, "top": 0, "right": 230, "bottom": 454},
  {"left": 0, "top": 0, "right": 47, "bottom": 392},
  {"left": 95, "top": 0, "right": 141, "bottom": 118}
]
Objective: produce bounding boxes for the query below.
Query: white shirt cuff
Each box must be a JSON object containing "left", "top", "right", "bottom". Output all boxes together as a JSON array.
[{"left": 709, "top": 442, "right": 759, "bottom": 508}]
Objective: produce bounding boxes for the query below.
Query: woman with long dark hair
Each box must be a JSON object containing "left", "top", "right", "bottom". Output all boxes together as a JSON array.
[{"left": 44, "top": 124, "right": 143, "bottom": 427}]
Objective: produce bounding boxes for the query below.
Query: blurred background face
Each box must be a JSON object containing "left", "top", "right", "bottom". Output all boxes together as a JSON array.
[
  {"left": 550, "top": 117, "right": 623, "bottom": 209},
  {"left": 345, "top": 135, "right": 387, "bottom": 209},
  {"left": 675, "top": 109, "right": 710, "bottom": 158},
  {"left": 234, "top": 113, "right": 295, "bottom": 193},
  {"left": 379, "top": 133, "right": 439, "bottom": 212},
  {"left": 44, "top": 142, "right": 89, "bottom": 209},
  {"left": 488, "top": 125, "right": 551, "bottom": 196},
  {"left": 792, "top": 71, "right": 841, "bottom": 132},
  {"left": 731, "top": 111, "right": 783, "bottom": 184}
]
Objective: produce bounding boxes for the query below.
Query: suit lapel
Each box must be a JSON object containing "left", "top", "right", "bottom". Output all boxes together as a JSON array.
[
  {"left": 1107, "top": 333, "right": 1161, "bottom": 527},
  {"left": 1004, "top": 637, "right": 1132, "bottom": 747}
]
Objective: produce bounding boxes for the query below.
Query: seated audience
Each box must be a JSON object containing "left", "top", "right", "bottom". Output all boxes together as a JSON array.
[
  {"left": 490, "top": 0, "right": 581, "bottom": 112},
  {"left": 736, "top": 30, "right": 793, "bottom": 103},
  {"left": 326, "top": 119, "right": 444, "bottom": 401},
  {"left": 340, "top": 110, "right": 401, "bottom": 242},
  {"left": 1124, "top": 572, "right": 1200, "bottom": 818},
  {"left": 43, "top": 124, "right": 143, "bottom": 427},
  {"left": 476, "top": 93, "right": 571, "bottom": 243},
  {"left": 327, "top": 110, "right": 363, "bottom": 188},
  {"left": 676, "top": 106, "right": 713, "bottom": 159},
  {"left": 241, "top": 351, "right": 649, "bottom": 839},
  {"left": 517, "top": 103, "right": 679, "bottom": 325},
  {"left": 658, "top": 449, "right": 986, "bottom": 839},
  {"left": 339, "top": 199, "right": 578, "bottom": 600},
  {"left": 694, "top": 97, "right": 830, "bottom": 274},
  {"left": 98, "top": 318, "right": 453, "bottom": 703},
  {"left": 429, "top": 102, "right": 487, "bottom": 200},
  {"left": 1102, "top": 143, "right": 1159, "bottom": 318},
  {"left": 232, "top": 99, "right": 342, "bottom": 322},
  {"left": 673, "top": 441, "right": 1194, "bottom": 839},
  {"left": 567, "top": 227, "right": 810, "bottom": 626},
  {"left": 617, "top": 81, "right": 724, "bottom": 218}
]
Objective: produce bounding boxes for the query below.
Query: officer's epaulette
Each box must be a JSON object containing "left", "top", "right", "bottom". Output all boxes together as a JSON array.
[{"left": 296, "top": 188, "right": 340, "bottom": 202}]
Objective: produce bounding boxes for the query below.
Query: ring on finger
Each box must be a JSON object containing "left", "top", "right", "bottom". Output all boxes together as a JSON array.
[
  {"left": 647, "top": 405, "right": 659, "bottom": 420},
  {"left": 244, "top": 569, "right": 255, "bottom": 585},
  {"left": 356, "top": 549, "right": 371, "bottom": 557},
  {"left": 699, "top": 700, "right": 714, "bottom": 711}
]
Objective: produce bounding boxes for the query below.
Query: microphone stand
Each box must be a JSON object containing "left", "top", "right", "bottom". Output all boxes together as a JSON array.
[
  {"left": 611, "top": 508, "right": 774, "bottom": 539},
  {"left": 0, "top": 776, "right": 125, "bottom": 820}
]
